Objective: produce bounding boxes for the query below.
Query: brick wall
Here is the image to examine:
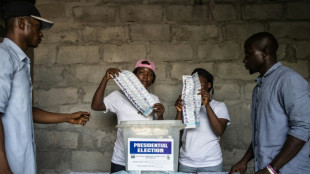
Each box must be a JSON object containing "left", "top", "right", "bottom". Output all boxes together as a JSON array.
[{"left": 31, "top": 0, "right": 310, "bottom": 173}]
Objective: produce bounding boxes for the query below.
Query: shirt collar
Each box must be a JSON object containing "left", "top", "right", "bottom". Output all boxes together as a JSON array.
[
  {"left": 255, "top": 62, "right": 282, "bottom": 85},
  {"left": 3, "top": 38, "right": 30, "bottom": 63}
]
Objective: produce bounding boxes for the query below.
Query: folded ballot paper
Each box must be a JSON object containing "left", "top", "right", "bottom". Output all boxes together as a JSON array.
[
  {"left": 112, "top": 70, "right": 156, "bottom": 116},
  {"left": 181, "top": 72, "right": 202, "bottom": 129}
]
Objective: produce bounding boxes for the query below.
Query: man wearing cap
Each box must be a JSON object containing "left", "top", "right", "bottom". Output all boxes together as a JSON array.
[{"left": 0, "top": 1, "right": 90, "bottom": 173}]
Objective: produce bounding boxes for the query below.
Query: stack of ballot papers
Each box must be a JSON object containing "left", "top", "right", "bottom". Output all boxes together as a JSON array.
[
  {"left": 113, "top": 70, "right": 156, "bottom": 116},
  {"left": 181, "top": 72, "right": 201, "bottom": 128}
]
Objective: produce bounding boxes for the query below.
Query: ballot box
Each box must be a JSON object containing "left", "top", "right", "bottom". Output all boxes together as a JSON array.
[{"left": 116, "top": 120, "right": 186, "bottom": 172}]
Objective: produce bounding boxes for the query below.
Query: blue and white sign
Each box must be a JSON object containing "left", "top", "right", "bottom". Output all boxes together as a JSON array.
[{"left": 128, "top": 138, "right": 174, "bottom": 171}]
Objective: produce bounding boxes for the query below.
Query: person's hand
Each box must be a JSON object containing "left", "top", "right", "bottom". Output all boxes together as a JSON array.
[
  {"left": 67, "top": 111, "right": 91, "bottom": 126},
  {"left": 105, "top": 68, "right": 121, "bottom": 80},
  {"left": 152, "top": 103, "right": 165, "bottom": 119},
  {"left": 255, "top": 168, "right": 270, "bottom": 174},
  {"left": 198, "top": 89, "right": 211, "bottom": 106},
  {"left": 229, "top": 160, "right": 247, "bottom": 174},
  {"left": 175, "top": 95, "right": 183, "bottom": 112}
]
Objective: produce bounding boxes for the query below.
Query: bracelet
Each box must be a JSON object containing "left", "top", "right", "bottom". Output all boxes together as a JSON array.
[
  {"left": 267, "top": 164, "right": 278, "bottom": 174},
  {"left": 266, "top": 166, "right": 274, "bottom": 174}
]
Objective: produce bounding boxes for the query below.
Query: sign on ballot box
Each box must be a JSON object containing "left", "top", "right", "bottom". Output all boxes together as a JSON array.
[{"left": 128, "top": 138, "right": 174, "bottom": 171}]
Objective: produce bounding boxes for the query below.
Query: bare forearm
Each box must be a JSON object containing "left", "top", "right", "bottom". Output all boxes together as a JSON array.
[
  {"left": 33, "top": 107, "right": 71, "bottom": 123},
  {"left": 241, "top": 143, "right": 254, "bottom": 163},
  {"left": 270, "top": 135, "right": 305, "bottom": 170},
  {"left": 175, "top": 111, "right": 182, "bottom": 120},
  {"left": 0, "top": 114, "right": 12, "bottom": 172},
  {"left": 229, "top": 143, "right": 254, "bottom": 174},
  {"left": 205, "top": 104, "right": 227, "bottom": 136},
  {"left": 91, "top": 76, "right": 108, "bottom": 111}
]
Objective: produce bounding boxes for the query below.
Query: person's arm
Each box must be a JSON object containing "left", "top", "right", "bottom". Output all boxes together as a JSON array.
[
  {"left": 199, "top": 89, "right": 228, "bottom": 136},
  {"left": 174, "top": 95, "right": 183, "bottom": 149},
  {"left": 91, "top": 68, "right": 120, "bottom": 111},
  {"left": 0, "top": 113, "right": 13, "bottom": 174},
  {"left": 0, "top": 52, "right": 14, "bottom": 173},
  {"left": 175, "top": 95, "right": 183, "bottom": 121},
  {"left": 175, "top": 110, "right": 182, "bottom": 120},
  {"left": 33, "top": 107, "right": 90, "bottom": 125},
  {"left": 204, "top": 104, "right": 228, "bottom": 136},
  {"left": 229, "top": 143, "right": 254, "bottom": 174},
  {"left": 256, "top": 135, "right": 306, "bottom": 174}
]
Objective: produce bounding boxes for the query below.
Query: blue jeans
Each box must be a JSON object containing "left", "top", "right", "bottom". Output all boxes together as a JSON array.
[{"left": 179, "top": 162, "right": 223, "bottom": 173}]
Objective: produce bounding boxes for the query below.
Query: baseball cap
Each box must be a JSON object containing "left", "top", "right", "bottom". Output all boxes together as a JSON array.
[
  {"left": 134, "top": 59, "right": 156, "bottom": 73},
  {"left": 3, "top": 1, "right": 53, "bottom": 29}
]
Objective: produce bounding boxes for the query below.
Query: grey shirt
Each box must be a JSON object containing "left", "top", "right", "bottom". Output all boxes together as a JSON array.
[{"left": 251, "top": 62, "right": 310, "bottom": 173}]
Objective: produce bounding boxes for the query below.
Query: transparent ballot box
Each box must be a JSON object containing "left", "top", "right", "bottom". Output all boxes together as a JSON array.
[{"left": 117, "top": 120, "right": 186, "bottom": 172}]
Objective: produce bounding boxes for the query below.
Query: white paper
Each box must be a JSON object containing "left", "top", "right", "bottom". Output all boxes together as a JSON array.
[
  {"left": 113, "top": 70, "right": 156, "bottom": 116},
  {"left": 181, "top": 72, "right": 201, "bottom": 128}
]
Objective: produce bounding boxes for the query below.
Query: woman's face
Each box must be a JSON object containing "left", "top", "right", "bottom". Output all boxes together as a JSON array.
[
  {"left": 198, "top": 75, "right": 211, "bottom": 91},
  {"left": 135, "top": 67, "right": 154, "bottom": 89}
]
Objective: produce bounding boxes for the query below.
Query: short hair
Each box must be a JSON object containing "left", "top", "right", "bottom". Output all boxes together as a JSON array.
[
  {"left": 4, "top": 18, "right": 14, "bottom": 34},
  {"left": 245, "top": 32, "right": 278, "bottom": 56},
  {"left": 191, "top": 68, "right": 214, "bottom": 94},
  {"left": 133, "top": 61, "right": 156, "bottom": 84},
  {"left": 4, "top": 16, "right": 32, "bottom": 34}
]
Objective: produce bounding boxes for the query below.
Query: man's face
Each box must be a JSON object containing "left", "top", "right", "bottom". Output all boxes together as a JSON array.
[
  {"left": 243, "top": 41, "right": 265, "bottom": 75},
  {"left": 23, "top": 17, "right": 43, "bottom": 48},
  {"left": 135, "top": 67, "right": 154, "bottom": 89}
]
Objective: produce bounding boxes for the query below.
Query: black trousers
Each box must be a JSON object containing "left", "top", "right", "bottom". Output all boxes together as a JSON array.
[{"left": 111, "top": 162, "right": 126, "bottom": 173}]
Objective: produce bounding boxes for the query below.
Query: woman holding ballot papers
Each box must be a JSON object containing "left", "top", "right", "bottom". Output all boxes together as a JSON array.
[
  {"left": 175, "top": 68, "right": 230, "bottom": 173},
  {"left": 91, "top": 59, "right": 165, "bottom": 173}
]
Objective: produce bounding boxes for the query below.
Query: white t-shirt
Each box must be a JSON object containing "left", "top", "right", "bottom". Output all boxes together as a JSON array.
[
  {"left": 179, "top": 100, "right": 230, "bottom": 167},
  {"left": 104, "top": 90, "right": 160, "bottom": 166}
]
